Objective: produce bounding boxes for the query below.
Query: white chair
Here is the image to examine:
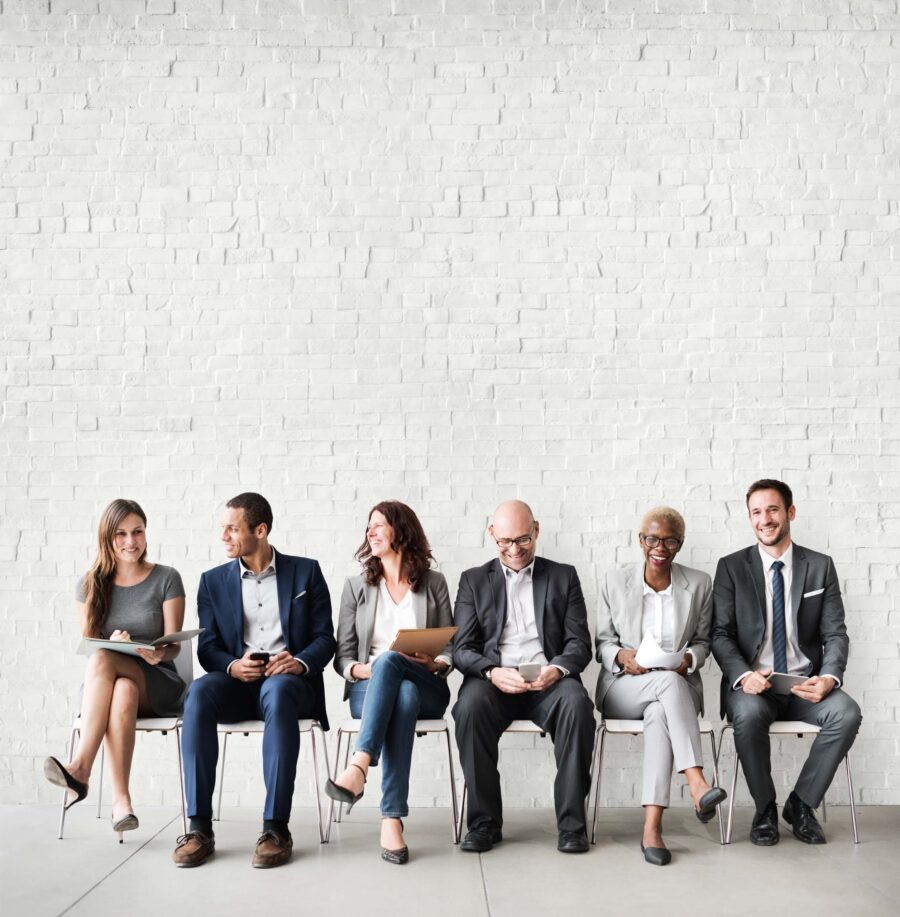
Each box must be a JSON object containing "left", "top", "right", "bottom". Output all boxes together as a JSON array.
[
  {"left": 589, "top": 718, "right": 725, "bottom": 846},
  {"left": 718, "top": 720, "right": 859, "bottom": 844},
  {"left": 197, "top": 718, "right": 331, "bottom": 843},
  {"left": 455, "top": 720, "right": 552, "bottom": 844},
  {"left": 326, "top": 717, "right": 459, "bottom": 843},
  {"left": 57, "top": 645, "right": 193, "bottom": 840}
]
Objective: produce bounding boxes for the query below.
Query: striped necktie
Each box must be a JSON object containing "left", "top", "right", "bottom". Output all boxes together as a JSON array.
[{"left": 771, "top": 560, "right": 787, "bottom": 674}]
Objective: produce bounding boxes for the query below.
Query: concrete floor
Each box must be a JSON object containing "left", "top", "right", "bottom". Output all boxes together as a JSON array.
[{"left": 2, "top": 805, "right": 897, "bottom": 917}]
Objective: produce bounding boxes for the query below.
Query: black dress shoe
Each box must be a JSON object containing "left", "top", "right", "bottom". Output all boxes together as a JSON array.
[
  {"left": 557, "top": 830, "right": 589, "bottom": 853},
  {"left": 695, "top": 786, "right": 727, "bottom": 824},
  {"left": 783, "top": 792, "right": 826, "bottom": 844},
  {"left": 641, "top": 842, "right": 672, "bottom": 866},
  {"left": 750, "top": 801, "right": 780, "bottom": 846},
  {"left": 460, "top": 826, "right": 503, "bottom": 852}
]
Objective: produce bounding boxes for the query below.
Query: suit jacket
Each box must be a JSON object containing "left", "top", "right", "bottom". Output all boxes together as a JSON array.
[
  {"left": 196, "top": 548, "right": 336, "bottom": 729},
  {"left": 333, "top": 569, "right": 454, "bottom": 700},
  {"left": 594, "top": 561, "right": 712, "bottom": 713},
  {"left": 452, "top": 557, "right": 592, "bottom": 680},
  {"left": 711, "top": 542, "right": 849, "bottom": 718}
]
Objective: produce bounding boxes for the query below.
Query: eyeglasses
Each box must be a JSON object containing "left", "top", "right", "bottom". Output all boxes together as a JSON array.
[
  {"left": 640, "top": 534, "right": 682, "bottom": 551},
  {"left": 493, "top": 530, "right": 535, "bottom": 550}
]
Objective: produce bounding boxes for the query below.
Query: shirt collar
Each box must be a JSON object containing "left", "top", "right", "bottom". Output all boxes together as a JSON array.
[
  {"left": 758, "top": 543, "right": 793, "bottom": 572},
  {"left": 239, "top": 548, "right": 277, "bottom": 579},
  {"left": 502, "top": 559, "right": 535, "bottom": 581},
  {"left": 642, "top": 579, "right": 673, "bottom": 597}
]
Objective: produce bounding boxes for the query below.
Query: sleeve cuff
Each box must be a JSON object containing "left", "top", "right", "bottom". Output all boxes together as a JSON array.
[
  {"left": 226, "top": 659, "right": 237, "bottom": 676},
  {"left": 552, "top": 664, "right": 569, "bottom": 678},
  {"left": 293, "top": 655, "right": 308, "bottom": 675},
  {"left": 822, "top": 673, "right": 841, "bottom": 687},
  {"left": 343, "top": 661, "right": 359, "bottom": 683},
  {"left": 686, "top": 650, "right": 697, "bottom": 674},
  {"left": 732, "top": 670, "right": 752, "bottom": 690}
]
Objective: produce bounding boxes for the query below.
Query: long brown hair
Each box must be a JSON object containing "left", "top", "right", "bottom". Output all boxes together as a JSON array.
[
  {"left": 82, "top": 499, "right": 148, "bottom": 637},
  {"left": 355, "top": 501, "right": 434, "bottom": 591}
]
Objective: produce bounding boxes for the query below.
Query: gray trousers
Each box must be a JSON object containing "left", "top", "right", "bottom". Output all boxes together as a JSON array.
[
  {"left": 602, "top": 670, "right": 703, "bottom": 807},
  {"left": 726, "top": 686, "right": 862, "bottom": 811}
]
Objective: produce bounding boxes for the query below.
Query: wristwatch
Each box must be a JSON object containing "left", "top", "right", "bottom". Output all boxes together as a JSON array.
[{"left": 482, "top": 666, "right": 496, "bottom": 681}]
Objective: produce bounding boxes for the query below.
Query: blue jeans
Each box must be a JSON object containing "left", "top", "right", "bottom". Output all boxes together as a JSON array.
[{"left": 348, "top": 651, "right": 450, "bottom": 818}]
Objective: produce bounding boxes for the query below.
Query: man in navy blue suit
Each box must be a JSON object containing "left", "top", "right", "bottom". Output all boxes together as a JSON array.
[{"left": 174, "top": 493, "right": 335, "bottom": 869}]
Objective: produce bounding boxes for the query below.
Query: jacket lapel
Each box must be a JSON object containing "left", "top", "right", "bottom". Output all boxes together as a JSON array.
[
  {"left": 227, "top": 559, "right": 244, "bottom": 654},
  {"left": 746, "top": 547, "right": 767, "bottom": 625},
  {"left": 791, "top": 545, "right": 808, "bottom": 623},
  {"left": 532, "top": 557, "right": 548, "bottom": 641},
  {"left": 275, "top": 550, "right": 292, "bottom": 649},
  {"left": 411, "top": 583, "right": 427, "bottom": 629},
  {"left": 671, "top": 564, "right": 692, "bottom": 648},
  {"left": 489, "top": 560, "right": 507, "bottom": 641}
]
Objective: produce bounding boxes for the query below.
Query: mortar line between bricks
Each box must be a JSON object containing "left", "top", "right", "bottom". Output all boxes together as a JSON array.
[{"left": 56, "top": 813, "right": 181, "bottom": 917}]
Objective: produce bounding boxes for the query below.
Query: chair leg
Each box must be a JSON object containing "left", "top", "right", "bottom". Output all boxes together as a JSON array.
[
  {"left": 721, "top": 725, "right": 738, "bottom": 845},
  {"left": 590, "top": 725, "right": 606, "bottom": 845},
  {"left": 175, "top": 725, "right": 187, "bottom": 835},
  {"left": 706, "top": 729, "right": 725, "bottom": 845},
  {"left": 96, "top": 741, "right": 105, "bottom": 818},
  {"left": 457, "top": 781, "right": 467, "bottom": 843},
  {"left": 58, "top": 725, "right": 80, "bottom": 840},
  {"left": 310, "top": 725, "right": 326, "bottom": 844},
  {"left": 327, "top": 728, "right": 344, "bottom": 831},
  {"left": 336, "top": 732, "right": 351, "bottom": 824},
  {"left": 443, "top": 728, "right": 459, "bottom": 844},
  {"left": 215, "top": 732, "right": 229, "bottom": 822},
  {"left": 845, "top": 753, "right": 860, "bottom": 844}
]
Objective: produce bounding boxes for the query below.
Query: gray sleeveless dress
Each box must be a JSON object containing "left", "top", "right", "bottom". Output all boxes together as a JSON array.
[{"left": 77, "top": 564, "right": 187, "bottom": 715}]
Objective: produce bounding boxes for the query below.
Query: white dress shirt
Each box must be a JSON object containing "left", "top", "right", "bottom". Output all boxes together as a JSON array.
[
  {"left": 368, "top": 580, "right": 417, "bottom": 661},
  {"left": 240, "top": 552, "right": 286, "bottom": 655},
  {"left": 754, "top": 544, "right": 811, "bottom": 676},
  {"left": 498, "top": 562, "right": 549, "bottom": 668}
]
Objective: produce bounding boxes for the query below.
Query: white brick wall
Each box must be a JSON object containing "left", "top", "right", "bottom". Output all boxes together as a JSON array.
[{"left": 2, "top": 2, "right": 898, "bottom": 811}]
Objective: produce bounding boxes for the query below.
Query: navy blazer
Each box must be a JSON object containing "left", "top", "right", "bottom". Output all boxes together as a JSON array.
[
  {"left": 196, "top": 548, "right": 336, "bottom": 729},
  {"left": 452, "top": 556, "right": 592, "bottom": 680}
]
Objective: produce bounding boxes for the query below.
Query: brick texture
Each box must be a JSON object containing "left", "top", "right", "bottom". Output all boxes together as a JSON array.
[{"left": 2, "top": 2, "right": 898, "bottom": 810}]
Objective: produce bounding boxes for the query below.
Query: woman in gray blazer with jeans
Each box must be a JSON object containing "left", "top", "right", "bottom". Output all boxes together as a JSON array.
[
  {"left": 325, "top": 501, "right": 453, "bottom": 865},
  {"left": 596, "top": 506, "right": 726, "bottom": 866}
]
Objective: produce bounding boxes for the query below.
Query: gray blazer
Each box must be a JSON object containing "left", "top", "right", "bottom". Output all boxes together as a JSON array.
[
  {"left": 334, "top": 569, "right": 454, "bottom": 700},
  {"left": 594, "top": 562, "right": 712, "bottom": 713},
  {"left": 711, "top": 543, "right": 849, "bottom": 718}
]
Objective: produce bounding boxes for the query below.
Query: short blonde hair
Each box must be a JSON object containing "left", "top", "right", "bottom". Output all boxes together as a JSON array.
[{"left": 639, "top": 506, "right": 685, "bottom": 540}]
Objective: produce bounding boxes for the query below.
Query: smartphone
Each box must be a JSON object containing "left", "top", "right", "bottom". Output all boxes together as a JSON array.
[
  {"left": 249, "top": 652, "right": 270, "bottom": 663},
  {"left": 518, "top": 663, "right": 541, "bottom": 682}
]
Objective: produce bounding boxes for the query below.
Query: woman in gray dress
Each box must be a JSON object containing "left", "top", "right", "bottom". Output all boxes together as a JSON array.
[{"left": 43, "top": 499, "right": 186, "bottom": 840}]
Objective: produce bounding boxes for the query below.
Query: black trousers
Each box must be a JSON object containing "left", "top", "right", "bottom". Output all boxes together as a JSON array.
[{"left": 452, "top": 675, "right": 595, "bottom": 834}]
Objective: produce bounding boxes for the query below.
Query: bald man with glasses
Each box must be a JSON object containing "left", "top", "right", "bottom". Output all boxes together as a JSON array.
[{"left": 452, "top": 501, "right": 595, "bottom": 854}]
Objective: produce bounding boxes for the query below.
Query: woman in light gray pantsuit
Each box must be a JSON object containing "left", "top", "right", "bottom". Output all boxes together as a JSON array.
[{"left": 595, "top": 506, "right": 726, "bottom": 866}]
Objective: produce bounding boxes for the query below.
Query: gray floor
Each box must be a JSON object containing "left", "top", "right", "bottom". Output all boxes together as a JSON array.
[{"left": 2, "top": 804, "right": 897, "bottom": 917}]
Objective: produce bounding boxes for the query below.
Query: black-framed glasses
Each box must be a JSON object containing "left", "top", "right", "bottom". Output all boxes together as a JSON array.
[
  {"left": 493, "top": 530, "right": 535, "bottom": 550},
  {"left": 640, "top": 534, "right": 682, "bottom": 551}
]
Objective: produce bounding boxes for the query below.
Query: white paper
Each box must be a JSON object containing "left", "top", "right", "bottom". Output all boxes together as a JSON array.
[{"left": 633, "top": 630, "right": 687, "bottom": 670}]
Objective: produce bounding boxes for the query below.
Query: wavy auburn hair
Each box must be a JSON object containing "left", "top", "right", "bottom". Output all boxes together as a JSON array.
[
  {"left": 355, "top": 501, "right": 435, "bottom": 591},
  {"left": 82, "top": 499, "right": 148, "bottom": 637}
]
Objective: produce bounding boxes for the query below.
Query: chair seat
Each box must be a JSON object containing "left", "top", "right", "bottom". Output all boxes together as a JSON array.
[
  {"left": 70, "top": 713, "right": 181, "bottom": 732},
  {"left": 216, "top": 719, "right": 318, "bottom": 734},
  {"left": 335, "top": 717, "right": 449, "bottom": 734},
  {"left": 602, "top": 718, "right": 716, "bottom": 735},
  {"left": 767, "top": 721, "right": 821, "bottom": 735},
  {"left": 504, "top": 719, "right": 546, "bottom": 733}
]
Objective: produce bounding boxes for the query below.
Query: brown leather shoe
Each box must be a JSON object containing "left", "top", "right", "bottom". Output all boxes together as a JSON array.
[
  {"left": 251, "top": 829, "right": 293, "bottom": 868},
  {"left": 173, "top": 831, "right": 215, "bottom": 867}
]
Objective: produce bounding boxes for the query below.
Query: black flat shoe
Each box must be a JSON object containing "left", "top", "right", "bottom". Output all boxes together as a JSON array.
[
  {"left": 381, "top": 817, "right": 409, "bottom": 864},
  {"left": 43, "top": 756, "right": 88, "bottom": 810},
  {"left": 695, "top": 786, "right": 728, "bottom": 824},
  {"left": 783, "top": 792, "right": 826, "bottom": 845},
  {"left": 324, "top": 762, "right": 366, "bottom": 813},
  {"left": 641, "top": 842, "right": 672, "bottom": 866}
]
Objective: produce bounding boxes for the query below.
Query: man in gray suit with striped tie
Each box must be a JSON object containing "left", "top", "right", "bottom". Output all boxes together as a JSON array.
[{"left": 711, "top": 479, "right": 861, "bottom": 847}]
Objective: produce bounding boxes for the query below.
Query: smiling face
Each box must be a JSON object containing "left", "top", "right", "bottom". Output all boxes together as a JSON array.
[
  {"left": 366, "top": 510, "right": 398, "bottom": 560},
  {"left": 220, "top": 506, "right": 266, "bottom": 561},
  {"left": 747, "top": 488, "right": 795, "bottom": 554},
  {"left": 490, "top": 501, "right": 539, "bottom": 572},
  {"left": 111, "top": 513, "right": 147, "bottom": 566},
  {"left": 639, "top": 518, "right": 682, "bottom": 576}
]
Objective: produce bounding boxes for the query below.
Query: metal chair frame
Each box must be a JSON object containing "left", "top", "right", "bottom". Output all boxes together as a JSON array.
[
  {"left": 589, "top": 717, "right": 725, "bottom": 845},
  {"left": 718, "top": 720, "right": 859, "bottom": 844}
]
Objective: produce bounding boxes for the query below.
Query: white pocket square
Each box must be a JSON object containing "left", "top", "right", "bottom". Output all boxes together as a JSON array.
[
  {"left": 803, "top": 588, "right": 824, "bottom": 598},
  {"left": 293, "top": 591, "right": 306, "bottom": 600}
]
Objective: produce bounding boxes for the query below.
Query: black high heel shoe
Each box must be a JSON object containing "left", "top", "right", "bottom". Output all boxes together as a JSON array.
[
  {"left": 324, "top": 762, "right": 366, "bottom": 813},
  {"left": 381, "top": 817, "right": 409, "bottom": 865},
  {"left": 43, "top": 756, "right": 88, "bottom": 810}
]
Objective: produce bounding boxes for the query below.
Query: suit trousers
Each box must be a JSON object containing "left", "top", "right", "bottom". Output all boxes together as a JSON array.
[
  {"left": 601, "top": 671, "right": 703, "bottom": 807},
  {"left": 452, "top": 675, "right": 595, "bottom": 834},
  {"left": 181, "top": 671, "right": 318, "bottom": 823},
  {"left": 726, "top": 686, "right": 862, "bottom": 811}
]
